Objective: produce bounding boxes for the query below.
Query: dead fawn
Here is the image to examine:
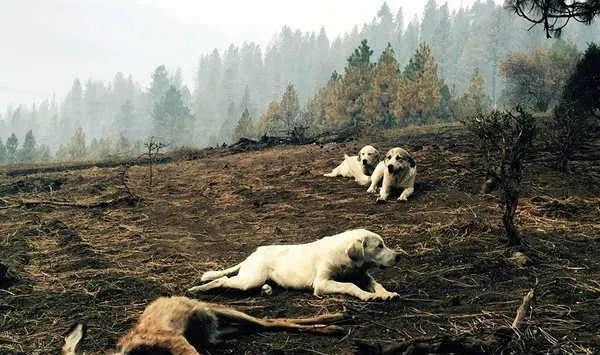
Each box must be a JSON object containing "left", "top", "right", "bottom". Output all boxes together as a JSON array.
[{"left": 62, "top": 296, "right": 347, "bottom": 355}]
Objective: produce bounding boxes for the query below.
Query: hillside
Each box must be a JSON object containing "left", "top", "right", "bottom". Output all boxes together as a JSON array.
[{"left": 0, "top": 123, "right": 599, "bottom": 354}]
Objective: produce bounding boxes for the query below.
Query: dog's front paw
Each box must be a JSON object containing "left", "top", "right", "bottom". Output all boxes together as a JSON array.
[
  {"left": 187, "top": 285, "right": 203, "bottom": 294},
  {"left": 367, "top": 186, "right": 377, "bottom": 193},
  {"left": 379, "top": 291, "right": 400, "bottom": 301},
  {"left": 323, "top": 173, "right": 334, "bottom": 177},
  {"left": 357, "top": 177, "right": 371, "bottom": 186},
  {"left": 397, "top": 195, "right": 408, "bottom": 202},
  {"left": 360, "top": 293, "right": 380, "bottom": 301},
  {"left": 376, "top": 196, "right": 388, "bottom": 204}
]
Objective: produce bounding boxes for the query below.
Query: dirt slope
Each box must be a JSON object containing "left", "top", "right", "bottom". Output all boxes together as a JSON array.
[{"left": 1, "top": 124, "right": 599, "bottom": 354}]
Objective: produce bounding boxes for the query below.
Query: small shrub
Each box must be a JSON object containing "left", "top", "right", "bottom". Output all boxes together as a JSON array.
[{"left": 463, "top": 107, "right": 536, "bottom": 246}]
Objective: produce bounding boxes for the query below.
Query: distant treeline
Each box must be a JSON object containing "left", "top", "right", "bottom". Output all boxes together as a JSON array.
[{"left": 1, "top": 0, "right": 598, "bottom": 163}]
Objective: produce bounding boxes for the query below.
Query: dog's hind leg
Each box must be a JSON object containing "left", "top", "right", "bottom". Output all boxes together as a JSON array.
[
  {"left": 354, "top": 173, "right": 371, "bottom": 186},
  {"left": 201, "top": 262, "right": 243, "bottom": 282},
  {"left": 323, "top": 164, "right": 341, "bottom": 177},
  {"left": 189, "top": 264, "right": 269, "bottom": 294},
  {"left": 188, "top": 276, "right": 231, "bottom": 293}
]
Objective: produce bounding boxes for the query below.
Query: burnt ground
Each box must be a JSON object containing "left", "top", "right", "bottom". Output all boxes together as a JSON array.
[{"left": 0, "top": 123, "right": 599, "bottom": 354}]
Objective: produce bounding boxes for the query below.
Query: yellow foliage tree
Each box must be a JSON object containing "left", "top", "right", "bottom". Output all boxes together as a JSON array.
[
  {"left": 457, "top": 68, "right": 489, "bottom": 120},
  {"left": 363, "top": 43, "right": 400, "bottom": 129},
  {"left": 394, "top": 43, "right": 442, "bottom": 124},
  {"left": 326, "top": 40, "right": 374, "bottom": 132},
  {"left": 232, "top": 108, "right": 254, "bottom": 141},
  {"left": 68, "top": 127, "right": 87, "bottom": 160},
  {"left": 258, "top": 101, "right": 283, "bottom": 136}
]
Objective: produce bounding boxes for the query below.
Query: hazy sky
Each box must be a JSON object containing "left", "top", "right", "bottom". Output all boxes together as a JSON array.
[
  {"left": 134, "top": 0, "right": 478, "bottom": 45},
  {"left": 1, "top": 0, "right": 499, "bottom": 113}
]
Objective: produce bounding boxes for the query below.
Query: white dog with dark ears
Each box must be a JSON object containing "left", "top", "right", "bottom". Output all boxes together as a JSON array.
[
  {"left": 324, "top": 145, "right": 380, "bottom": 186},
  {"left": 188, "top": 229, "right": 406, "bottom": 301},
  {"left": 367, "top": 147, "right": 417, "bottom": 202}
]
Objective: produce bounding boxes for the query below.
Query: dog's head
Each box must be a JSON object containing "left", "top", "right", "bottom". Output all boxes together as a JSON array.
[
  {"left": 357, "top": 145, "right": 380, "bottom": 175},
  {"left": 383, "top": 147, "right": 415, "bottom": 175},
  {"left": 346, "top": 229, "right": 407, "bottom": 268}
]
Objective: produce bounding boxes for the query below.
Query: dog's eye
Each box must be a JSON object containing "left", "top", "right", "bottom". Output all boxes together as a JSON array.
[
  {"left": 377, "top": 243, "right": 383, "bottom": 249},
  {"left": 396, "top": 156, "right": 401, "bottom": 161},
  {"left": 386, "top": 155, "right": 391, "bottom": 160}
]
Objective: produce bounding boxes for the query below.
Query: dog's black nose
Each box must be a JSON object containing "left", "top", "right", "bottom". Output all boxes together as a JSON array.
[
  {"left": 362, "top": 159, "right": 368, "bottom": 165},
  {"left": 387, "top": 165, "right": 394, "bottom": 173}
]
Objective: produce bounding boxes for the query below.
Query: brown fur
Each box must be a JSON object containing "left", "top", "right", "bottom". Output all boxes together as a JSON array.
[{"left": 62, "top": 296, "right": 347, "bottom": 355}]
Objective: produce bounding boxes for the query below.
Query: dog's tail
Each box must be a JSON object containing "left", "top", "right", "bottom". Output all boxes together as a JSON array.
[{"left": 201, "top": 263, "right": 242, "bottom": 282}]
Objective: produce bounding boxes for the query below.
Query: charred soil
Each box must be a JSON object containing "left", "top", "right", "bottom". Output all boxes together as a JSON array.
[{"left": 0, "top": 123, "right": 599, "bottom": 354}]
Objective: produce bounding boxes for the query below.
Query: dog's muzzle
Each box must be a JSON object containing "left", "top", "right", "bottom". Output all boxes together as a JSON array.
[{"left": 387, "top": 165, "right": 395, "bottom": 174}]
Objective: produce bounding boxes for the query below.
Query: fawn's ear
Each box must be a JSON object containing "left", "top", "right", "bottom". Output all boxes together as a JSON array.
[{"left": 62, "top": 323, "right": 86, "bottom": 355}]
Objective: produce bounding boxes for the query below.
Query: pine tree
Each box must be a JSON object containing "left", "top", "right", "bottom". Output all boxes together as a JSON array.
[
  {"left": 395, "top": 43, "right": 442, "bottom": 124},
  {"left": 347, "top": 39, "right": 374, "bottom": 69},
  {"left": 55, "top": 144, "right": 68, "bottom": 162},
  {"left": 117, "top": 100, "right": 135, "bottom": 137},
  {"left": 458, "top": 68, "right": 490, "bottom": 120},
  {"left": 305, "top": 86, "right": 332, "bottom": 133},
  {"left": 38, "top": 145, "right": 51, "bottom": 162},
  {"left": 218, "top": 102, "right": 238, "bottom": 143},
  {"left": 420, "top": 0, "right": 440, "bottom": 44},
  {"left": 364, "top": 43, "right": 400, "bottom": 129},
  {"left": 6, "top": 133, "right": 18, "bottom": 163},
  {"left": 280, "top": 83, "right": 300, "bottom": 133},
  {"left": 232, "top": 108, "right": 254, "bottom": 141},
  {"left": 328, "top": 39, "right": 375, "bottom": 131},
  {"left": 258, "top": 101, "right": 283, "bottom": 136},
  {"left": 68, "top": 127, "right": 87, "bottom": 160},
  {"left": 18, "top": 130, "right": 36, "bottom": 162},
  {"left": 550, "top": 43, "right": 600, "bottom": 171},
  {"left": 89, "top": 138, "right": 100, "bottom": 159},
  {"left": 371, "top": 2, "right": 394, "bottom": 55},
  {"left": 61, "top": 79, "right": 83, "bottom": 138},
  {"left": 0, "top": 138, "right": 6, "bottom": 164},
  {"left": 147, "top": 65, "right": 172, "bottom": 125},
  {"left": 149, "top": 65, "right": 171, "bottom": 101},
  {"left": 152, "top": 85, "right": 191, "bottom": 145}
]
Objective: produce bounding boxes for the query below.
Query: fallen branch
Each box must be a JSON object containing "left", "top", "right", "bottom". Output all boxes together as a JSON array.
[
  {"left": 18, "top": 194, "right": 139, "bottom": 209},
  {"left": 354, "top": 280, "right": 539, "bottom": 355},
  {"left": 512, "top": 279, "right": 538, "bottom": 330}
]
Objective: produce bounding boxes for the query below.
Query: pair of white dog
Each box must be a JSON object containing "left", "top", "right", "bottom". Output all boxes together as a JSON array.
[
  {"left": 185, "top": 146, "right": 415, "bottom": 302},
  {"left": 325, "top": 145, "right": 417, "bottom": 202}
]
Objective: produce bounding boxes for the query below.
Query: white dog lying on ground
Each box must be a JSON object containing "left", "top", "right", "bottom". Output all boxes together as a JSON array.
[
  {"left": 324, "top": 145, "right": 380, "bottom": 186},
  {"left": 188, "top": 229, "right": 406, "bottom": 301},
  {"left": 367, "top": 147, "right": 417, "bottom": 202}
]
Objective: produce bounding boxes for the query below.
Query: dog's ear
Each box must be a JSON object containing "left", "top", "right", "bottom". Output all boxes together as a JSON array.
[
  {"left": 406, "top": 155, "right": 416, "bottom": 168},
  {"left": 356, "top": 155, "right": 361, "bottom": 162},
  {"left": 346, "top": 238, "right": 366, "bottom": 261},
  {"left": 62, "top": 323, "right": 86, "bottom": 355}
]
